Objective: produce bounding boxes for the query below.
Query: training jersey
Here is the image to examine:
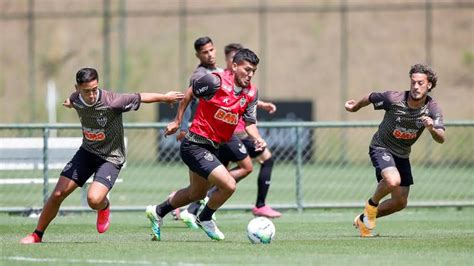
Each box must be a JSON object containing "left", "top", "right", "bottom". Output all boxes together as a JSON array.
[
  {"left": 69, "top": 89, "right": 141, "bottom": 165},
  {"left": 369, "top": 91, "right": 444, "bottom": 158},
  {"left": 180, "top": 65, "right": 223, "bottom": 131},
  {"left": 188, "top": 71, "right": 258, "bottom": 145}
]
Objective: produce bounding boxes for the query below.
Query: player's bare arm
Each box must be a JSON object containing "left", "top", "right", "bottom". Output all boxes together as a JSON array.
[
  {"left": 62, "top": 97, "right": 72, "bottom": 108},
  {"left": 345, "top": 94, "right": 371, "bottom": 112},
  {"left": 421, "top": 116, "right": 445, "bottom": 143},
  {"left": 257, "top": 100, "right": 276, "bottom": 114},
  {"left": 140, "top": 91, "right": 184, "bottom": 104},
  {"left": 245, "top": 122, "right": 267, "bottom": 151},
  {"left": 165, "top": 87, "right": 194, "bottom": 136}
]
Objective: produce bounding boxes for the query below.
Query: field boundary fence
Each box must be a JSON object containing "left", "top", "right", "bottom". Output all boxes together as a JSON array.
[{"left": 0, "top": 121, "right": 472, "bottom": 213}]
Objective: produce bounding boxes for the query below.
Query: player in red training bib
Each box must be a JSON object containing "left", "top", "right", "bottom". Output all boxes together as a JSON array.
[{"left": 146, "top": 48, "right": 265, "bottom": 241}]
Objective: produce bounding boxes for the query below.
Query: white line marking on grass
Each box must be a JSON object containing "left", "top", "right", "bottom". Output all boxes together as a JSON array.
[{"left": 3, "top": 256, "right": 155, "bottom": 265}]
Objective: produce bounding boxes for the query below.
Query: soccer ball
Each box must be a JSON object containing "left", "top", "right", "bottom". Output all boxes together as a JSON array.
[{"left": 247, "top": 217, "right": 275, "bottom": 244}]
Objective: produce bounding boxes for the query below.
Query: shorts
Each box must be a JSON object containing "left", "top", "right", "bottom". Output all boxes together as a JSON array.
[
  {"left": 180, "top": 138, "right": 222, "bottom": 179},
  {"left": 369, "top": 147, "right": 413, "bottom": 186},
  {"left": 241, "top": 136, "right": 265, "bottom": 158},
  {"left": 60, "top": 147, "right": 122, "bottom": 190},
  {"left": 218, "top": 135, "right": 249, "bottom": 166}
]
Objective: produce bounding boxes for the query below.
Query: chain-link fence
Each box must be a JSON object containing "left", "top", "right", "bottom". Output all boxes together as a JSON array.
[{"left": 0, "top": 121, "right": 473, "bottom": 213}]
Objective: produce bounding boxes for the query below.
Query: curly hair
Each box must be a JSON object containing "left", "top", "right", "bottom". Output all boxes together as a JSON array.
[{"left": 409, "top": 64, "right": 438, "bottom": 91}]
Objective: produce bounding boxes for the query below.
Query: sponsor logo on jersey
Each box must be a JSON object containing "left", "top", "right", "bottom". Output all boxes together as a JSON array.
[
  {"left": 223, "top": 97, "right": 230, "bottom": 104},
  {"left": 97, "top": 115, "right": 107, "bottom": 127},
  {"left": 382, "top": 153, "right": 391, "bottom": 162},
  {"left": 214, "top": 109, "right": 238, "bottom": 125},
  {"left": 240, "top": 97, "right": 247, "bottom": 107},
  {"left": 392, "top": 127, "right": 417, "bottom": 140},
  {"left": 83, "top": 127, "right": 106, "bottom": 141},
  {"left": 196, "top": 86, "right": 209, "bottom": 94},
  {"left": 203, "top": 152, "right": 214, "bottom": 162}
]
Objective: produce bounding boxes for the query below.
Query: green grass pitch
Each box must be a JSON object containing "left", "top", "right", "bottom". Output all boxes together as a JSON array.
[{"left": 1, "top": 207, "right": 473, "bottom": 265}]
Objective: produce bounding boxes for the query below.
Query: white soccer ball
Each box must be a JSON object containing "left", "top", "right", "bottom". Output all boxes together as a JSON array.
[{"left": 247, "top": 217, "right": 275, "bottom": 244}]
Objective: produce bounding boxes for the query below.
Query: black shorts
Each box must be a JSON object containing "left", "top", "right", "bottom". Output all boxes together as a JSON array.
[
  {"left": 241, "top": 136, "right": 265, "bottom": 158},
  {"left": 60, "top": 147, "right": 122, "bottom": 190},
  {"left": 218, "top": 135, "right": 249, "bottom": 166},
  {"left": 180, "top": 138, "right": 222, "bottom": 179},
  {"left": 369, "top": 147, "right": 413, "bottom": 186}
]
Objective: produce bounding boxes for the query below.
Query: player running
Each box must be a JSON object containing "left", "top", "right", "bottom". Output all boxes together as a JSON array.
[
  {"left": 146, "top": 48, "right": 265, "bottom": 241},
  {"left": 174, "top": 43, "right": 280, "bottom": 229},
  {"left": 345, "top": 64, "right": 445, "bottom": 237},
  {"left": 20, "top": 67, "right": 184, "bottom": 244}
]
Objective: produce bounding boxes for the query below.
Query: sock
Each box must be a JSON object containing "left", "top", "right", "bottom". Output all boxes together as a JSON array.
[
  {"left": 368, "top": 198, "right": 379, "bottom": 207},
  {"left": 206, "top": 186, "right": 218, "bottom": 197},
  {"left": 255, "top": 157, "right": 274, "bottom": 208},
  {"left": 33, "top": 229, "right": 44, "bottom": 239},
  {"left": 187, "top": 201, "right": 201, "bottom": 215},
  {"left": 102, "top": 200, "right": 109, "bottom": 210},
  {"left": 198, "top": 204, "right": 216, "bottom": 221},
  {"left": 155, "top": 199, "right": 175, "bottom": 217},
  {"left": 359, "top": 214, "right": 365, "bottom": 222}
]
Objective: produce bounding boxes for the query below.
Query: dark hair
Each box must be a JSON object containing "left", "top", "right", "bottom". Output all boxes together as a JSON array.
[
  {"left": 194, "top": 36, "right": 213, "bottom": 52},
  {"left": 233, "top": 48, "right": 259, "bottom": 66},
  {"left": 224, "top": 43, "right": 243, "bottom": 56},
  {"left": 76, "top": 67, "right": 99, "bottom": 84},
  {"left": 409, "top": 64, "right": 438, "bottom": 91}
]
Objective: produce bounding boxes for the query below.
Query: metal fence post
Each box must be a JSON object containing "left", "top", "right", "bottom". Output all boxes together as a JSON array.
[
  {"left": 295, "top": 126, "right": 303, "bottom": 213},
  {"left": 42, "top": 127, "right": 50, "bottom": 204},
  {"left": 103, "top": 0, "right": 111, "bottom": 89}
]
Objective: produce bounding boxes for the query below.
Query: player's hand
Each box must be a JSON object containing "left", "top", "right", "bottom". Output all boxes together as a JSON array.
[
  {"left": 421, "top": 116, "right": 434, "bottom": 130},
  {"left": 176, "top": 130, "right": 187, "bottom": 142},
  {"left": 163, "top": 120, "right": 180, "bottom": 137},
  {"left": 261, "top": 102, "right": 277, "bottom": 114},
  {"left": 344, "top": 100, "right": 358, "bottom": 112},
  {"left": 62, "top": 98, "right": 72, "bottom": 108},
  {"left": 164, "top": 91, "right": 185, "bottom": 104},
  {"left": 254, "top": 138, "right": 267, "bottom": 152}
]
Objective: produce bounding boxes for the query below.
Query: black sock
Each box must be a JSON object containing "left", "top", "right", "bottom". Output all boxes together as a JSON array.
[
  {"left": 155, "top": 199, "right": 175, "bottom": 217},
  {"left": 198, "top": 204, "right": 216, "bottom": 222},
  {"left": 368, "top": 198, "right": 378, "bottom": 207},
  {"left": 187, "top": 201, "right": 201, "bottom": 215},
  {"left": 256, "top": 157, "right": 274, "bottom": 208},
  {"left": 33, "top": 229, "right": 44, "bottom": 239}
]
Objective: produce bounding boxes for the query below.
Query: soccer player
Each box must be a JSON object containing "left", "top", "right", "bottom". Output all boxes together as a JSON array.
[
  {"left": 146, "top": 48, "right": 265, "bottom": 241},
  {"left": 166, "top": 37, "right": 251, "bottom": 225},
  {"left": 20, "top": 67, "right": 184, "bottom": 244},
  {"left": 345, "top": 64, "right": 445, "bottom": 237},
  {"left": 223, "top": 43, "right": 281, "bottom": 218},
  {"left": 175, "top": 43, "right": 280, "bottom": 229}
]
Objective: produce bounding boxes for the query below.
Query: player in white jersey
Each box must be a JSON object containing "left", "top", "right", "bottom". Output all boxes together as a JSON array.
[
  {"left": 345, "top": 64, "right": 445, "bottom": 237},
  {"left": 20, "top": 67, "right": 184, "bottom": 244}
]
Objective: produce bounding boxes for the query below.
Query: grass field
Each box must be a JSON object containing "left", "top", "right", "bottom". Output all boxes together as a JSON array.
[
  {"left": 1, "top": 163, "right": 473, "bottom": 209},
  {"left": 1, "top": 207, "right": 473, "bottom": 265}
]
